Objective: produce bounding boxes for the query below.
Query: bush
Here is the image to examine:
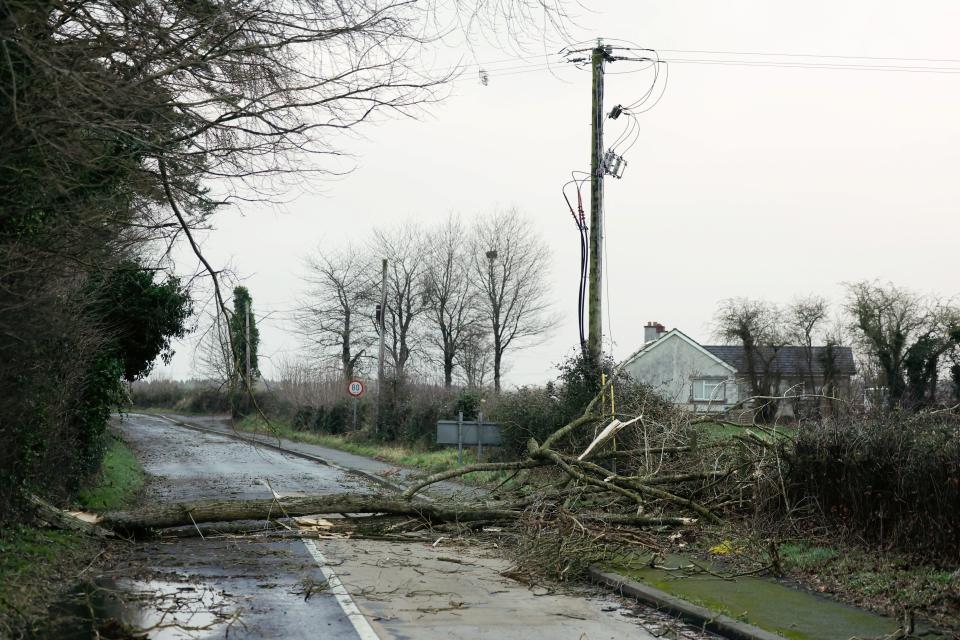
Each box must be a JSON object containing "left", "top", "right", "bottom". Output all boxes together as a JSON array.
[
  {"left": 489, "top": 386, "right": 565, "bottom": 456},
  {"left": 292, "top": 406, "right": 315, "bottom": 431},
  {"left": 785, "top": 412, "right": 960, "bottom": 558},
  {"left": 129, "top": 379, "right": 191, "bottom": 408},
  {"left": 179, "top": 386, "right": 231, "bottom": 414},
  {"left": 378, "top": 381, "right": 457, "bottom": 445}
]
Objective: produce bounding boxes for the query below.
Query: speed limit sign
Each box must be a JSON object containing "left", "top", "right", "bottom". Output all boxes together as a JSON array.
[{"left": 347, "top": 380, "right": 365, "bottom": 398}]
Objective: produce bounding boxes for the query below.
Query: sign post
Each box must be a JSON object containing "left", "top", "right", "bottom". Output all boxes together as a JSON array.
[
  {"left": 347, "top": 380, "right": 365, "bottom": 430},
  {"left": 477, "top": 410, "right": 484, "bottom": 463},
  {"left": 457, "top": 411, "right": 464, "bottom": 465}
]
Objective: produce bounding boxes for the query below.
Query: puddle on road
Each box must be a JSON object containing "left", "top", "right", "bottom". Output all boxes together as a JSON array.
[{"left": 42, "top": 576, "right": 236, "bottom": 639}]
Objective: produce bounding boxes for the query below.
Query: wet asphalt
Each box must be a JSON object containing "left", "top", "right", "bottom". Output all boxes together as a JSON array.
[
  {"left": 49, "top": 413, "right": 721, "bottom": 640},
  {"left": 74, "top": 413, "right": 379, "bottom": 639}
]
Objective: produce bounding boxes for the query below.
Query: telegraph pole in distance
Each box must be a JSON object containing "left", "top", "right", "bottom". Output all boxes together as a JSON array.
[
  {"left": 587, "top": 39, "right": 610, "bottom": 365},
  {"left": 245, "top": 300, "right": 252, "bottom": 388},
  {"left": 376, "top": 258, "right": 388, "bottom": 434}
]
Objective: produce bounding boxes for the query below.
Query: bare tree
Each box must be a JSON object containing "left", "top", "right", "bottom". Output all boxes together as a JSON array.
[
  {"left": 456, "top": 327, "right": 493, "bottom": 390},
  {"left": 197, "top": 312, "right": 234, "bottom": 385},
  {"left": 714, "top": 298, "right": 788, "bottom": 421},
  {"left": 423, "top": 214, "right": 477, "bottom": 387},
  {"left": 372, "top": 224, "right": 429, "bottom": 380},
  {"left": 298, "top": 245, "right": 375, "bottom": 380},
  {"left": 787, "top": 295, "right": 829, "bottom": 392},
  {"left": 471, "top": 208, "right": 555, "bottom": 393}
]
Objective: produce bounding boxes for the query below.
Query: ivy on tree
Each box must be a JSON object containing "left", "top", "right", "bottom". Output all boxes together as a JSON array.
[{"left": 229, "top": 286, "right": 260, "bottom": 385}]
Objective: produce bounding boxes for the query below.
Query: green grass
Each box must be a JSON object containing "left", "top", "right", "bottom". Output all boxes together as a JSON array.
[
  {"left": 0, "top": 525, "right": 95, "bottom": 635},
  {"left": 776, "top": 540, "right": 958, "bottom": 620},
  {"left": 1, "top": 434, "right": 145, "bottom": 634},
  {"left": 694, "top": 420, "right": 796, "bottom": 444},
  {"left": 76, "top": 435, "right": 144, "bottom": 512},
  {"left": 779, "top": 542, "right": 840, "bottom": 571},
  {"left": 235, "top": 415, "right": 513, "bottom": 487}
]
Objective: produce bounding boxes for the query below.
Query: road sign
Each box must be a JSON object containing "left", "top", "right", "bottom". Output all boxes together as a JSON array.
[{"left": 347, "top": 380, "right": 365, "bottom": 398}]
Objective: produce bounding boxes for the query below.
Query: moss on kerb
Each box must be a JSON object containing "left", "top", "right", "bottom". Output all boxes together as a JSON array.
[{"left": 610, "top": 556, "right": 901, "bottom": 640}]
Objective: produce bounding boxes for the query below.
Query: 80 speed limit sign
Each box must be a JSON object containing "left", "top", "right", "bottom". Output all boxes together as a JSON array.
[{"left": 347, "top": 380, "right": 365, "bottom": 397}]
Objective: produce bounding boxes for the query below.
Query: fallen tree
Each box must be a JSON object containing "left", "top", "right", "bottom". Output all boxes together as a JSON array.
[
  {"left": 102, "top": 494, "right": 522, "bottom": 534},
  {"left": 38, "top": 355, "right": 784, "bottom": 589}
]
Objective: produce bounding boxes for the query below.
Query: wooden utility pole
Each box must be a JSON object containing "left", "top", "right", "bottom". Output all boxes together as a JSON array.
[
  {"left": 587, "top": 39, "right": 609, "bottom": 364},
  {"left": 376, "top": 258, "right": 388, "bottom": 433}
]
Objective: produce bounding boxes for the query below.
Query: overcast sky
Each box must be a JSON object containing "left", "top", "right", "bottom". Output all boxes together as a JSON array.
[{"left": 153, "top": 0, "right": 960, "bottom": 387}]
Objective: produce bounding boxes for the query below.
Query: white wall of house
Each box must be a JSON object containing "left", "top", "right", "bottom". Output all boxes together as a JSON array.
[{"left": 622, "top": 331, "right": 738, "bottom": 412}]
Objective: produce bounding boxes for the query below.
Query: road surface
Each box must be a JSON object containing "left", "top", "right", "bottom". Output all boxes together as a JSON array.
[{"left": 59, "top": 413, "right": 718, "bottom": 639}]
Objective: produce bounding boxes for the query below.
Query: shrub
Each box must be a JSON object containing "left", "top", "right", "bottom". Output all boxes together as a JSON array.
[
  {"left": 489, "top": 386, "right": 565, "bottom": 456},
  {"left": 785, "top": 412, "right": 960, "bottom": 558},
  {"left": 292, "top": 406, "right": 315, "bottom": 431}
]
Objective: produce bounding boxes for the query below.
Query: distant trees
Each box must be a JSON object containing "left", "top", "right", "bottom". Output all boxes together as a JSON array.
[
  {"left": 298, "top": 246, "right": 375, "bottom": 380},
  {"left": 424, "top": 215, "right": 477, "bottom": 387},
  {"left": 299, "top": 211, "right": 555, "bottom": 391},
  {"left": 714, "top": 298, "right": 789, "bottom": 421},
  {"left": 714, "top": 283, "right": 960, "bottom": 414},
  {"left": 472, "top": 208, "right": 556, "bottom": 393},
  {"left": 845, "top": 281, "right": 960, "bottom": 410},
  {"left": 373, "top": 225, "right": 430, "bottom": 381}
]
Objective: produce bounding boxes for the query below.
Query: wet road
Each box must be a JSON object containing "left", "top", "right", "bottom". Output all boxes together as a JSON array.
[
  {"left": 58, "top": 413, "right": 717, "bottom": 640},
  {"left": 57, "top": 413, "right": 382, "bottom": 639},
  {"left": 123, "top": 413, "right": 376, "bottom": 501}
]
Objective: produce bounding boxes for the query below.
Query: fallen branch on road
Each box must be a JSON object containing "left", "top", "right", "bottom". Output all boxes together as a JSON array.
[{"left": 102, "top": 495, "right": 524, "bottom": 534}]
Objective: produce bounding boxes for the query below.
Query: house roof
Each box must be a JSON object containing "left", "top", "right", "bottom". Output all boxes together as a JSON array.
[{"left": 701, "top": 345, "right": 856, "bottom": 377}]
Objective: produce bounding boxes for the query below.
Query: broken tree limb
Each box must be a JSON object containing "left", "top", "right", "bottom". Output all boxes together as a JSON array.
[
  {"left": 531, "top": 445, "right": 648, "bottom": 506},
  {"left": 27, "top": 494, "right": 113, "bottom": 538},
  {"left": 102, "top": 495, "right": 523, "bottom": 534},
  {"left": 558, "top": 454, "right": 721, "bottom": 524},
  {"left": 401, "top": 459, "right": 547, "bottom": 500},
  {"left": 580, "top": 513, "right": 697, "bottom": 527}
]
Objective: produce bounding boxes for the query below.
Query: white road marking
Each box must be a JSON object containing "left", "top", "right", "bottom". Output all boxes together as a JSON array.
[{"left": 302, "top": 539, "right": 380, "bottom": 640}]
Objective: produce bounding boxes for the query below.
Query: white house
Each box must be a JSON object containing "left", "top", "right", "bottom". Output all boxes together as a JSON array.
[{"left": 622, "top": 321, "right": 856, "bottom": 413}]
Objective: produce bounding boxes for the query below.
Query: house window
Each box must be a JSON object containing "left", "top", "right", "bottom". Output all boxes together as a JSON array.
[{"left": 692, "top": 379, "right": 726, "bottom": 402}]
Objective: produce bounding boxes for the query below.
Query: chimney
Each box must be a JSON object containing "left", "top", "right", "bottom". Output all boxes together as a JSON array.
[{"left": 644, "top": 321, "right": 667, "bottom": 344}]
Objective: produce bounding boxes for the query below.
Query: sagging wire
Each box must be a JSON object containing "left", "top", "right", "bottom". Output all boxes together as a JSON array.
[{"left": 562, "top": 171, "right": 590, "bottom": 350}]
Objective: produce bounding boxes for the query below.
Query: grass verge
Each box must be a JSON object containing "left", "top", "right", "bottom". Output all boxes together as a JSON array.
[
  {"left": 235, "top": 415, "right": 513, "bottom": 487},
  {"left": 0, "top": 526, "right": 96, "bottom": 637},
  {"left": 76, "top": 434, "right": 145, "bottom": 512},
  {"left": 776, "top": 540, "right": 959, "bottom": 631},
  {"left": 0, "top": 434, "right": 144, "bottom": 636}
]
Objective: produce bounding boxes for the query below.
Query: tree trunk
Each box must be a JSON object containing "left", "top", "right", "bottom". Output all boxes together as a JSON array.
[
  {"left": 443, "top": 350, "right": 454, "bottom": 388},
  {"left": 102, "top": 495, "right": 520, "bottom": 534}
]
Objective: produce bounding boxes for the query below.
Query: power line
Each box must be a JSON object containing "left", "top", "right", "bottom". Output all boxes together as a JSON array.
[
  {"left": 658, "top": 48, "right": 960, "bottom": 66},
  {"left": 446, "top": 48, "right": 960, "bottom": 81},
  {"left": 659, "top": 57, "right": 960, "bottom": 74}
]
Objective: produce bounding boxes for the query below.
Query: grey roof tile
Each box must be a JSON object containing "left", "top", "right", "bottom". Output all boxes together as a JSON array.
[{"left": 702, "top": 345, "right": 856, "bottom": 377}]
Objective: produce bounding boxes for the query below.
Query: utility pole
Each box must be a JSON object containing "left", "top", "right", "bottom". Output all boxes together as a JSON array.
[
  {"left": 244, "top": 299, "right": 252, "bottom": 414},
  {"left": 587, "top": 39, "right": 610, "bottom": 365},
  {"left": 376, "top": 258, "right": 388, "bottom": 434},
  {"left": 245, "top": 300, "right": 251, "bottom": 391}
]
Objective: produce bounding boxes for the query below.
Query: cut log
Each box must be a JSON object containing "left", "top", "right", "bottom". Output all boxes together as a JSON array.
[
  {"left": 102, "top": 495, "right": 523, "bottom": 534},
  {"left": 28, "top": 494, "right": 113, "bottom": 538}
]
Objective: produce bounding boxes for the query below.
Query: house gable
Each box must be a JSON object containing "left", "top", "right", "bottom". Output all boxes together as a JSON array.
[
  {"left": 624, "top": 329, "right": 737, "bottom": 374},
  {"left": 622, "top": 329, "right": 739, "bottom": 408}
]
